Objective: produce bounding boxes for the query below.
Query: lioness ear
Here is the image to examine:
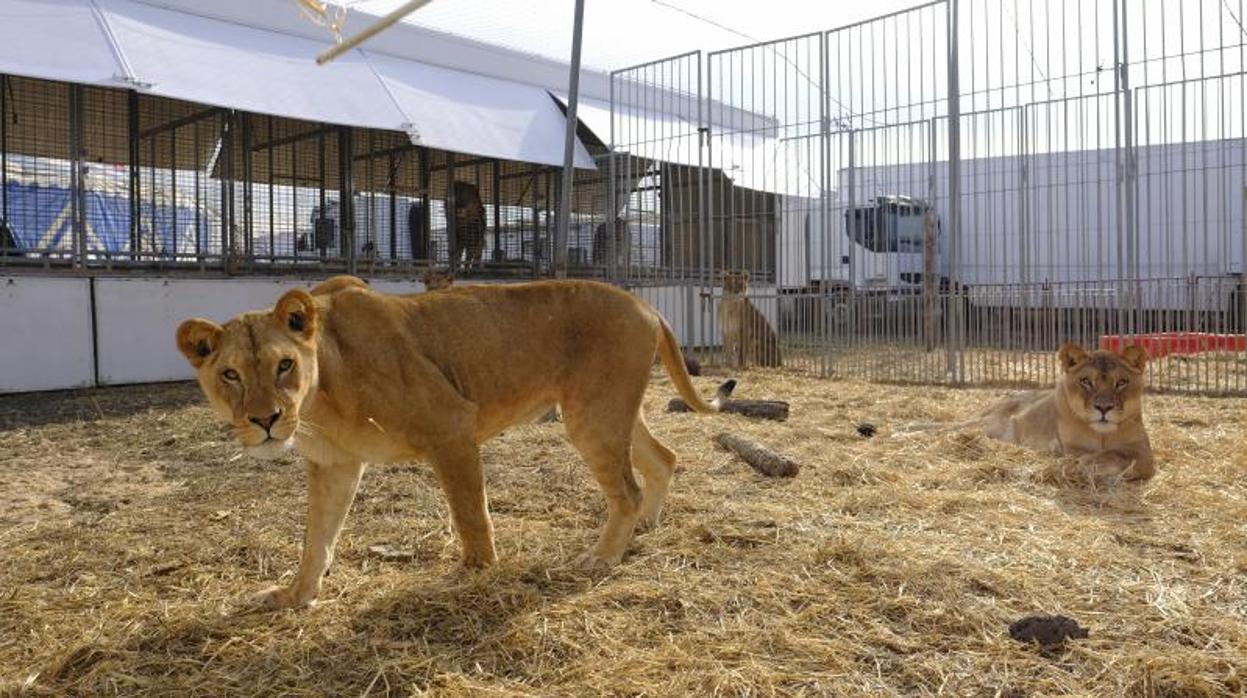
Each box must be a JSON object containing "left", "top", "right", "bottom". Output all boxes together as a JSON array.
[
  {"left": 176, "top": 318, "right": 223, "bottom": 368},
  {"left": 1057, "top": 342, "right": 1088, "bottom": 372},
  {"left": 274, "top": 288, "right": 318, "bottom": 340},
  {"left": 1120, "top": 344, "right": 1148, "bottom": 371}
]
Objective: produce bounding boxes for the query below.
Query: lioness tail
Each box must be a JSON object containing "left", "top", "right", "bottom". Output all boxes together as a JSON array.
[{"left": 656, "top": 316, "right": 735, "bottom": 412}]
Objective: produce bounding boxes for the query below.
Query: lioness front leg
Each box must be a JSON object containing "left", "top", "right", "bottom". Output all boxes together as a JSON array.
[
  {"left": 254, "top": 460, "right": 364, "bottom": 610},
  {"left": 431, "top": 441, "right": 497, "bottom": 569},
  {"left": 1080, "top": 449, "right": 1155, "bottom": 482}
]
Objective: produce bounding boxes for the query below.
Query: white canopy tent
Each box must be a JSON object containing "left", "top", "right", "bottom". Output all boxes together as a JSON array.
[{"left": 1, "top": 0, "right": 596, "bottom": 169}]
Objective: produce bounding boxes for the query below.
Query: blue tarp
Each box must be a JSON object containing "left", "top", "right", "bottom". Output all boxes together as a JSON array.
[{"left": 2, "top": 181, "right": 207, "bottom": 255}]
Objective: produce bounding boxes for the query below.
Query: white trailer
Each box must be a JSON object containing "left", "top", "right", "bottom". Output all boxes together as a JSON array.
[{"left": 780, "top": 138, "right": 1247, "bottom": 312}]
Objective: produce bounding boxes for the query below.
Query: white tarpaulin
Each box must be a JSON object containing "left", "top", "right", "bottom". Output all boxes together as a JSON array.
[
  {"left": 2, "top": 0, "right": 599, "bottom": 170},
  {"left": 96, "top": 0, "right": 410, "bottom": 131},
  {"left": 0, "top": 0, "right": 125, "bottom": 86},
  {"left": 371, "top": 53, "right": 594, "bottom": 169},
  {"left": 556, "top": 94, "right": 702, "bottom": 169},
  {"left": 559, "top": 94, "right": 811, "bottom": 196}
]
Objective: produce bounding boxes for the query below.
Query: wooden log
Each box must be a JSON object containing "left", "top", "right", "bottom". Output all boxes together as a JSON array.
[
  {"left": 713, "top": 432, "right": 800, "bottom": 478},
  {"left": 666, "top": 398, "right": 789, "bottom": 421}
]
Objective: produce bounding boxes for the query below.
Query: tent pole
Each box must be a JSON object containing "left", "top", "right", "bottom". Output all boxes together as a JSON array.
[{"left": 555, "top": 0, "right": 586, "bottom": 279}]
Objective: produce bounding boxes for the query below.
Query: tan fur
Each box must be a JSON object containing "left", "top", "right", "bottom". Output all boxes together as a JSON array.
[
  {"left": 719, "top": 271, "right": 781, "bottom": 368},
  {"left": 902, "top": 343, "right": 1154, "bottom": 482},
  {"left": 176, "top": 276, "right": 730, "bottom": 609},
  {"left": 421, "top": 269, "right": 454, "bottom": 291}
]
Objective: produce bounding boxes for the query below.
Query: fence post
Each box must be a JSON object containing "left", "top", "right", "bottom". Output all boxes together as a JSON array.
[{"left": 944, "top": 0, "right": 963, "bottom": 383}]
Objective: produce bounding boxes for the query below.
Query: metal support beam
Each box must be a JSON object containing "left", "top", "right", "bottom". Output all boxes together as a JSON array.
[
  {"left": 554, "top": 0, "right": 586, "bottom": 278},
  {"left": 138, "top": 106, "right": 222, "bottom": 140}
]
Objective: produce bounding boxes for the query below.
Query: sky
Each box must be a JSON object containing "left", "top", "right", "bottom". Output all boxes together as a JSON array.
[{"left": 346, "top": 0, "right": 924, "bottom": 73}]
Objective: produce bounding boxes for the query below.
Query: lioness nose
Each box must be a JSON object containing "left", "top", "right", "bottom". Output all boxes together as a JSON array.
[
  {"left": 249, "top": 410, "right": 282, "bottom": 432},
  {"left": 1095, "top": 404, "right": 1112, "bottom": 417}
]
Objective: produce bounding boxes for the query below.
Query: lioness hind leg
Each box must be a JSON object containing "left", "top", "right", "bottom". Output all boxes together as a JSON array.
[
  {"left": 631, "top": 414, "right": 677, "bottom": 529},
  {"left": 563, "top": 404, "right": 643, "bottom": 571}
]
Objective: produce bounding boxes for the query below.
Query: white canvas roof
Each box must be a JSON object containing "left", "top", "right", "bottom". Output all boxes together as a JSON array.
[
  {"left": 2, "top": 0, "right": 775, "bottom": 173},
  {"left": 3, "top": 0, "right": 595, "bottom": 169},
  {"left": 0, "top": 0, "right": 125, "bottom": 86},
  {"left": 97, "top": 0, "right": 410, "bottom": 132},
  {"left": 371, "top": 53, "right": 593, "bottom": 168}
]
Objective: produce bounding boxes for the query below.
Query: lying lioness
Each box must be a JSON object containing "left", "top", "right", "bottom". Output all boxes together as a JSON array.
[
  {"left": 176, "top": 275, "right": 733, "bottom": 609},
  {"left": 900, "top": 343, "right": 1154, "bottom": 482}
]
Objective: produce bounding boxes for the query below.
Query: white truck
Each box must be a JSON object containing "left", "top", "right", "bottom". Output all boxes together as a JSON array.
[{"left": 780, "top": 139, "right": 1247, "bottom": 320}]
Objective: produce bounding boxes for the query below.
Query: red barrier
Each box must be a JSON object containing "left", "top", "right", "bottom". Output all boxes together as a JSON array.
[{"left": 1099, "top": 333, "right": 1247, "bottom": 359}]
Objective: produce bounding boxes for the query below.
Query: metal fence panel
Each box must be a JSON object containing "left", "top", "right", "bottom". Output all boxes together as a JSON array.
[
  {"left": 600, "top": 0, "right": 1247, "bottom": 395},
  {"left": 4, "top": 1, "right": 1247, "bottom": 395}
]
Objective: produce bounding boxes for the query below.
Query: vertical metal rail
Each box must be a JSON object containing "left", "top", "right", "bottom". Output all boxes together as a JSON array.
[
  {"left": 268, "top": 116, "right": 276, "bottom": 265},
  {"left": 1118, "top": 0, "right": 1138, "bottom": 338},
  {"left": 339, "top": 125, "right": 355, "bottom": 274},
  {"left": 127, "top": 90, "right": 140, "bottom": 261},
  {"left": 945, "top": 0, "right": 963, "bottom": 382},
  {"left": 447, "top": 150, "right": 457, "bottom": 270},
  {"left": 0, "top": 74, "right": 6, "bottom": 257},
  {"left": 241, "top": 114, "right": 254, "bottom": 268},
  {"left": 69, "top": 84, "right": 86, "bottom": 269},
  {"left": 492, "top": 159, "right": 502, "bottom": 263}
]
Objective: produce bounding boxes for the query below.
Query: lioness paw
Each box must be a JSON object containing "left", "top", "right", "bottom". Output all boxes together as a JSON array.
[
  {"left": 251, "top": 585, "right": 313, "bottom": 611},
  {"left": 459, "top": 550, "right": 497, "bottom": 569},
  {"left": 574, "top": 549, "right": 621, "bottom": 572}
]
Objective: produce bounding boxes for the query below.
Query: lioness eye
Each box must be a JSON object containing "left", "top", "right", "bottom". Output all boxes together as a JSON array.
[
  {"left": 278, "top": 358, "right": 294, "bottom": 374},
  {"left": 1080, "top": 377, "right": 1093, "bottom": 389},
  {"left": 1116, "top": 378, "right": 1128, "bottom": 389},
  {"left": 222, "top": 369, "right": 240, "bottom": 382}
]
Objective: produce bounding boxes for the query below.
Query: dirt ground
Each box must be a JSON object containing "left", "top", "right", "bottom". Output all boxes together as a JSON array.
[{"left": 1, "top": 368, "right": 1245, "bottom": 696}]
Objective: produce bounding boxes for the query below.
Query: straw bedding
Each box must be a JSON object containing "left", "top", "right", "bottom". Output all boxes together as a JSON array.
[{"left": 1, "top": 368, "right": 1244, "bottom": 696}]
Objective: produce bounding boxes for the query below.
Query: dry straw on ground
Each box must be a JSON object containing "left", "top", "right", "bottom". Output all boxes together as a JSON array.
[{"left": 1, "top": 367, "right": 1245, "bottom": 696}]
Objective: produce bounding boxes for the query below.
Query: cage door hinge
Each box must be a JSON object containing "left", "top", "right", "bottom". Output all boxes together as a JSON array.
[
  {"left": 113, "top": 74, "right": 153, "bottom": 90},
  {"left": 402, "top": 122, "right": 422, "bottom": 145}
]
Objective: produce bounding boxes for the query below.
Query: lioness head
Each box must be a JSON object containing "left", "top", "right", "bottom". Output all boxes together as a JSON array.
[
  {"left": 422, "top": 269, "right": 455, "bottom": 290},
  {"left": 723, "top": 270, "right": 750, "bottom": 295},
  {"left": 176, "top": 289, "right": 320, "bottom": 460},
  {"left": 1057, "top": 343, "right": 1147, "bottom": 433}
]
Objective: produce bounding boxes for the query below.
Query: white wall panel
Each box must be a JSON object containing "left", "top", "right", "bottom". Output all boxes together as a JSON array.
[
  {"left": 93, "top": 277, "right": 427, "bottom": 386},
  {"left": 0, "top": 276, "right": 94, "bottom": 393}
]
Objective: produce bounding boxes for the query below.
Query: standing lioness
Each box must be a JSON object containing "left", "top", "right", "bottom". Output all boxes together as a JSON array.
[{"left": 177, "top": 276, "right": 733, "bottom": 609}]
